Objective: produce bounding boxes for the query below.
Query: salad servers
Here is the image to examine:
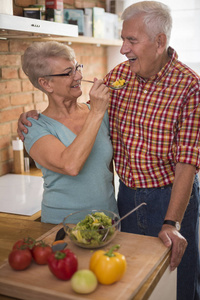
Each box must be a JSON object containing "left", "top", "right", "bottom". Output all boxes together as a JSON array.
[
  {"left": 81, "top": 79, "right": 129, "bottom": 90},
  {"left": 115, "top": 202, "right": 147, "bottom": 225},
  {"left": 101, "top": 202, "right": 147, "bottom": 242}
]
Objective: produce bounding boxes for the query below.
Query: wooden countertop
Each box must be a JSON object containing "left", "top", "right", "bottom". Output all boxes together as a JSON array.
[
  {"left": 0, "top": 217, "right": 170, "bottom": 300},
  {"left": 21, "top": 167, "right": 43, "bottom": 177},
  {"left": 0, "top": 217, "right": 54, "bottom": 263}
]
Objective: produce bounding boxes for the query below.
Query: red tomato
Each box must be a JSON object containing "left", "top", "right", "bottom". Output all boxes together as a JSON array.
[
  {"left": 13, "top": 237, "right": 35, "bottom": 251},
  {"left": 9, "top": 249, "right": 32, "bottom": 271},
  {"left": 32, "top": 243, "right": 52, "bottom": 265},
  {"left": 47, "top": 249, "right": 78, "bottom": 280}
]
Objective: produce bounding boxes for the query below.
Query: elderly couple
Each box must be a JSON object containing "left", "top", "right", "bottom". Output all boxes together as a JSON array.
[{"left": 17, "top": 2, "right": 200, "bottom": 300}]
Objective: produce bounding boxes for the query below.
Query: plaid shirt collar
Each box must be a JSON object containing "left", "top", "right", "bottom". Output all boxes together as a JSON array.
[{"left": 136, "top": 47, "right": 178, "bottom": 84}]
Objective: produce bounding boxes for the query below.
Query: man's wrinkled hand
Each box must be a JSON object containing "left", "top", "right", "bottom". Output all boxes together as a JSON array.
[
  {"left": 158, "top": 225, "right": 188, "bottom": 271},
  {"left": 17, "top": 110, "right": 39, "bottom": 141}
]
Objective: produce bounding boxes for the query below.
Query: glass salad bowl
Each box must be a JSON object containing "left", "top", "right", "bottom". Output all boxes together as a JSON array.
[{"left": 63, "top": 209, "right": 121, "bottom": 249}]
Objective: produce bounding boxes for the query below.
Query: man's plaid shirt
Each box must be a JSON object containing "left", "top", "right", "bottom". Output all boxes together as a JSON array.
[{"left": 104, "top": 47, "right": 200, "bottom": 188}]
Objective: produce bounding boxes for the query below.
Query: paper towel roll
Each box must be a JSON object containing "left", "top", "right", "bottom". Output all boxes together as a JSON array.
[
  {"left": 12, "top": 137, "right": 23, "bottom": 151},
  {"left": 12, "top": 138, "right": 24, "bottom": 173},
  {"left": 0, "top": 0, "right": 13, "bottom": 14}
]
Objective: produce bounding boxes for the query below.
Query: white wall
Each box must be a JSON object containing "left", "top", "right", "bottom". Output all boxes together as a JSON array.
[{"left": 107, "top": 0, "right": 200, "bottom": 74}]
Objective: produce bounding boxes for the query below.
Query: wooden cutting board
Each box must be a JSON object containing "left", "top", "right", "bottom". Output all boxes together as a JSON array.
[{"left": 0, "top": 224, "right": 170, "bottom": 300}]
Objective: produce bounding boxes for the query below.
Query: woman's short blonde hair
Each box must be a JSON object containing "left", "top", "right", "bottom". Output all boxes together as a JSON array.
[
  {"left": 121, "top": 1, "right": 172, "bottom": 46},
  {"left": 21, "top": 41, "right": 75, "bottom": 92}
]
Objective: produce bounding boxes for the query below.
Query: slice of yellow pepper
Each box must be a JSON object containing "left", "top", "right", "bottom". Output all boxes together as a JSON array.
[
  {"left": 89, "top": 244, "right": 127, "bottom": 285},
  {"left": 112, "top": 78, "right": 126, "bottom": 87}
]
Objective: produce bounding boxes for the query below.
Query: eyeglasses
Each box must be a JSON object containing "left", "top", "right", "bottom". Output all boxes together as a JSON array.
[{"left": 43, "top": 64, "right": 83, "bottom": 77}]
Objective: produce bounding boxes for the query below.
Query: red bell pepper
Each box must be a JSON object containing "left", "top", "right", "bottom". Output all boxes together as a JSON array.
[{"left": 47, "top": 249, "right": 78, "bottom": 280}]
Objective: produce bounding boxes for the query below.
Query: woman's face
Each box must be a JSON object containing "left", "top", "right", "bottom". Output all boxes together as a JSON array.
[{"left": 46, "top": 57, "right": 83, "bottom": 100}]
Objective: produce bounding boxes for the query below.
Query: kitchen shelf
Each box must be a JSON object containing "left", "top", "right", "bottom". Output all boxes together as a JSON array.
[
  {"left": 47, "top": 35, "right": 122, "bottom": 47},
  {"left": 0, "top": 29, "right": 122, "bottom": 47}
]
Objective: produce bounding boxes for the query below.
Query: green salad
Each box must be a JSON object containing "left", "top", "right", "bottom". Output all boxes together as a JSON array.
[{"left": 69, "top": 212, "right": 116, "bottom": 246}]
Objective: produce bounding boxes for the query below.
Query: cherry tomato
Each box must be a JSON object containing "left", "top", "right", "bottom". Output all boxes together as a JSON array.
[
  {"left": 12, "top": 237, "right": 35, "bottom": 251},
  {"left": 9, "top": 248, "right": 32, "bottom": 271},
  {"left": 32, "top": 242, "right": 53, "bottom": 265}
]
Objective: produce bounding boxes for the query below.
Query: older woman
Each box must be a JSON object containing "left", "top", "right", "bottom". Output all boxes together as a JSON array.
[{"left": 21, "top": 41, "right": 118, "bottom": 224}]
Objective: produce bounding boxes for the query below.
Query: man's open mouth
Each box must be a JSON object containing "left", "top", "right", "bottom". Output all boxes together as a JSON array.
[{"left": 129, "top": 58, "right": 137, "bottom": 62}]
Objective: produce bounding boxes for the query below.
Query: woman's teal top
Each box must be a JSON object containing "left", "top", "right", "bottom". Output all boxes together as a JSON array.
[{"left": 23, "top": 105, "right": 118, "bottom": 224}]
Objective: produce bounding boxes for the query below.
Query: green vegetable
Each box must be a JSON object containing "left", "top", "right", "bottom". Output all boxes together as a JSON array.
[
  {"left": 71, "top": 270, "right": 98, "bottom": 294},
  {"left": 70, "top": 212, "right": 115, "bottom": 246}
]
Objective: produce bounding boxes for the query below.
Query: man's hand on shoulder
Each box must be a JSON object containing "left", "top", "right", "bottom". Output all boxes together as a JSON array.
[{"left": 17, "top": 110, "right": 39, "bottom": 141}]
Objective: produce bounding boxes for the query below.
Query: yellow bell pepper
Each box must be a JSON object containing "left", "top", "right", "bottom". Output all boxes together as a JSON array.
[{"left": 89, "top": 244, "right": 127, "bottom": 285}]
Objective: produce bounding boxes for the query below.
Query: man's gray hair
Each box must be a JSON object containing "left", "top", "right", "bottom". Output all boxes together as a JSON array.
[{"left": 121, "top": 1, "right": 172, "bottom": 46}]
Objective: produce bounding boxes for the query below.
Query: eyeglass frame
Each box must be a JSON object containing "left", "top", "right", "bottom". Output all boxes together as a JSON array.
[{"left": 43, "top": 64, "right": 83, "bottom": 77}]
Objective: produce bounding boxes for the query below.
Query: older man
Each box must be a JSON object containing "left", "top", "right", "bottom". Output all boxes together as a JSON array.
[{"left": 104, "top": 2, "right": 200, "bottom": 300}]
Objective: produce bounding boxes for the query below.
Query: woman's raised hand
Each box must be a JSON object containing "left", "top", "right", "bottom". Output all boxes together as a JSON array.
[{"left": 89, "top": 78, "right": 110, "bottom": 114}]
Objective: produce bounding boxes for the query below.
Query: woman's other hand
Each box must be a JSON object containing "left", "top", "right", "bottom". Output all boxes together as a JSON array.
[{"left": 17, "top": 110, "right": 39, "bottom": 141}]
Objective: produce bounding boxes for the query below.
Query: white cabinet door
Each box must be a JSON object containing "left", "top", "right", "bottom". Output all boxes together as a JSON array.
[{"left": 149, "top": 267, "right": 177, "bottom": 300}]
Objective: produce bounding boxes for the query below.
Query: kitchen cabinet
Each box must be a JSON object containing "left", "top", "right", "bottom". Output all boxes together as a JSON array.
[{"left": 0, "top": 217, "right": 176, "bottom": 300}]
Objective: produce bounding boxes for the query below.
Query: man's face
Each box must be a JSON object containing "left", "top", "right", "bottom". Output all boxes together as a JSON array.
[{"left": 120, "top": 15, "right": 160, "bottom": 79}]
